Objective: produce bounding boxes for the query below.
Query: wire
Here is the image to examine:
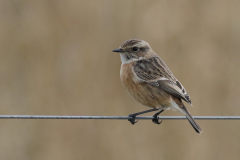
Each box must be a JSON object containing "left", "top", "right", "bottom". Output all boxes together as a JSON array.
[{"left": 0, "top": 115, "right": 240, "bottom": 120}]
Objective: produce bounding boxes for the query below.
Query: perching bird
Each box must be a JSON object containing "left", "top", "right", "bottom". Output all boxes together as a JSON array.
[{"left": 113, "top": 39, "right": 202, "bottom": 134}]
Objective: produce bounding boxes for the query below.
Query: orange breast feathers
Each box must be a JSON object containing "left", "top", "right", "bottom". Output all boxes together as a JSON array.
[
  {"left": 120, "top": 63, "right": 156, "bottom": 108},
  {"left": 120, "top": 63, "right": 138, "bottom": 91}
]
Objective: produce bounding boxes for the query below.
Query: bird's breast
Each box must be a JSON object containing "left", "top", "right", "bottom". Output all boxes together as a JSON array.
[
  {"left": 120, "top": 63, "right": 170, "bottom": 108},
  {"left": 120, "top": 63, "right": 137, "bottom": 92}
]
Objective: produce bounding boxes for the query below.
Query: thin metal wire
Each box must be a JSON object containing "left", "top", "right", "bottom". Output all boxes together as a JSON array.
[{"left": 0, "top": 115, "right": 240, "bottom": 120}]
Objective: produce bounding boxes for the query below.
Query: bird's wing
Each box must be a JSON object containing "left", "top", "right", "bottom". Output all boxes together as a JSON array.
[
  {"left": 133, "top": 56, "right": 192, "bottom": 104},
  {"left": 157, "top": 80, "right": 192, "bottom": 104}
]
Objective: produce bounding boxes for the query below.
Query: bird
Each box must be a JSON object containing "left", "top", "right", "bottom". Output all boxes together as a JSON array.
[{"left": 113, "top": 39, "right": 202, "bottom": 134}]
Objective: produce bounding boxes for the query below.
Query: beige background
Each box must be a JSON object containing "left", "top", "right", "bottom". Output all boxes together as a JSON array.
[{"left": 1, "top": 0, "right": 240, "bottom": 160}]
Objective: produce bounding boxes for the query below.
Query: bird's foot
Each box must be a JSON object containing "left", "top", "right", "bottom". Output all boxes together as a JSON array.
[
  {"left": 152, "top": 115, "right": 162, "bottom": 125},
  {"left": 128, "top": 114, "right": 138, "bottom": 125}
]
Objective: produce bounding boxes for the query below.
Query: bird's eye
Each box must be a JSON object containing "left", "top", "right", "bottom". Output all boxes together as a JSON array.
[{"left": 132, "top": 47, "right": 139, "bottom": 51}]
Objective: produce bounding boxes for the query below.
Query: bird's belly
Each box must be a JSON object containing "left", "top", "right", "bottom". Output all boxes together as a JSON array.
[{"left": 120, "top": 63, "right": 171, "bottom": 108}]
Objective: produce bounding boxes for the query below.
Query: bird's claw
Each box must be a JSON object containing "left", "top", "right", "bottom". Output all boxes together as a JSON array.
[
  {"left": 128, "top": 114, "right": 138, "bottom": 125},
  {"left": 152, "top": 116, "right": 162, "bottom": 125}
]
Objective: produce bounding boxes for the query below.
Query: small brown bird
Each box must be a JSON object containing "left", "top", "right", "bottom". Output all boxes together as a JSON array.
[{"left": 113, "top": 39, "right": 202, "bottom": 134}]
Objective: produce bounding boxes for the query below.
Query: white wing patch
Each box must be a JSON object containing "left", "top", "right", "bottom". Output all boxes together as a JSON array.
[{"left": 132, "top": 68, "right": 170, "bottom": 87}]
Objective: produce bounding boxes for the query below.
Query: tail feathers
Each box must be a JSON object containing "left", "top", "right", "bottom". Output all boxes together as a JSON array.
[{"left": 181, "top": 106, "right": 202, "bottom": 134}]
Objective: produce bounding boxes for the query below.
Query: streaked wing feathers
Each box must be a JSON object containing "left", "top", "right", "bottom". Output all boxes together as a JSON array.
[
  {"left": 157, "top": 80, "right": 192, "bottom": 104},
  {"left": 133, "top": 56, "right": 192, "bottom": 104}
]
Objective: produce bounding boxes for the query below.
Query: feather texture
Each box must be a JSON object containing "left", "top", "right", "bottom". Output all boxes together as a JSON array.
[{"left": 133, "top": 56, "right": 192, "bottom": 105}]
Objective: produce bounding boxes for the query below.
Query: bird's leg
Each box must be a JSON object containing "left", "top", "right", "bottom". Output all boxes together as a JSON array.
[
  {"left": 152, "top": 110, "right": 164, "bottom": 125},
  {"left": 128, "top": 108, "right": 159, "bottom": 125}
]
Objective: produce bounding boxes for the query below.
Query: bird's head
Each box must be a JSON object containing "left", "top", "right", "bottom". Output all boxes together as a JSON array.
[{"left": 113, "top": 39, "right": 154, "bottom": 64}]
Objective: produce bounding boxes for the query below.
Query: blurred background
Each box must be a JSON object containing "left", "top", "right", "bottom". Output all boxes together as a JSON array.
[{"left": 0, "top": 0, "right": 240, "bottom": 159}]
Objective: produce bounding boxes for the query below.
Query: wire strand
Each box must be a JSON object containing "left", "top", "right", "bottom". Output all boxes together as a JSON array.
[{"left": 0, "top": 115, "right": 240, "bottom": 120}]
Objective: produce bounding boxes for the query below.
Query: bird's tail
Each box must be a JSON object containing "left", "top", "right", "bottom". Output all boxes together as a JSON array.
[{"left": 180, "top": 105, "right": 202, "bottom": 134}]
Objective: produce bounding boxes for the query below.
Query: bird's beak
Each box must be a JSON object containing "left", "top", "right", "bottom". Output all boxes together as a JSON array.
[{"left": 112, "top": 48, "right": 123, "bottom": 53}]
